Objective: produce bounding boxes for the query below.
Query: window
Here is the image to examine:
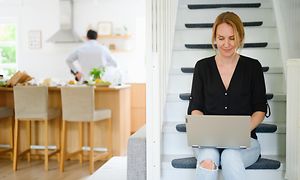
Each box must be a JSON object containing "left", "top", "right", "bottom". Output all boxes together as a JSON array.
[{"left": 0, "top": 22, "right": 17, "bottom": 78}]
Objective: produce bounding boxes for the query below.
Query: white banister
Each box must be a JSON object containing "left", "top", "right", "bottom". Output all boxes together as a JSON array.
[
  {"left": 286, "top": 59, "right": 300, "bottom": 180},
  {"left": 146, "top": 0, "right": 178, "bottom": 179}
]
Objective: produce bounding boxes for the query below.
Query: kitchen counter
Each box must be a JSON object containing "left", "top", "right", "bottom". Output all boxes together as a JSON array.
[{"left": 0, "top": 85, "right": 131, "bottom": 156}]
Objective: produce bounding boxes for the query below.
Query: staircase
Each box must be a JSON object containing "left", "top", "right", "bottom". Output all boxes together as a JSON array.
[{"left": 161, "top": 0, "right": 286, "bottom": 179}]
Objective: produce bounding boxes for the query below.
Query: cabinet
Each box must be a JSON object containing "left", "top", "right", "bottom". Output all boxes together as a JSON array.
[
  {"left": 130, "top": 83, "right": 146, "bottom": 134},
  {"left": 97, "top": 35, "right": 132, "bottom": 52}
]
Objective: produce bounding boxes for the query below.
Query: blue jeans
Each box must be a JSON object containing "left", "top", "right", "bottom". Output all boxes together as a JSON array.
[{"left": 194, "top": 138, "right": 261, "bottom": 180}]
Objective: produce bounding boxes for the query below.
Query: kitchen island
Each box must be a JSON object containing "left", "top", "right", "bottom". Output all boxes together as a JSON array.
[{"left": 0, "top": 85, "right": 131, "bottom": 157}]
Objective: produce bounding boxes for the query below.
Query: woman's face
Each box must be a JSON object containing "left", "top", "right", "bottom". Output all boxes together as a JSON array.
[{"left": 215, "top": 23, "right": 238, "bottom": 58}]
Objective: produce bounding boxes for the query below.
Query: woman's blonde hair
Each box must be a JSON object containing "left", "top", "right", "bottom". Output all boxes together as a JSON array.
[{"left": 211, "top": 11, "right": 245, "bottom": 50}]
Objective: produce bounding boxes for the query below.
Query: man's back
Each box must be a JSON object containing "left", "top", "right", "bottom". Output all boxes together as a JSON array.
[
  {"left": 77, "top": 40, "right": 109, "bottom": 78},
  {"left": 66, "top": 39, "right": 117, "bottom": 81}
]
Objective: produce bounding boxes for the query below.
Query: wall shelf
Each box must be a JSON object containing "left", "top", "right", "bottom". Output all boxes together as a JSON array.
[
  {"left": 110, "top": 49, "right": 132, "bottom": 53},
  {"left": 97, "top": 34, "right": 132, "bottom": 52},
  {"left": 97, "top": 34, "right": 131, "bottom": 39}
]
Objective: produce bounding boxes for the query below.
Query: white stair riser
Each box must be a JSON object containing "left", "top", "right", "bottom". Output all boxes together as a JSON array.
[
  {"left": 163, "top": 132, "right": 286, "bottom": 156},
  {"left": 257, "top": 133, "right": 286, "bottom": 156},
  {"left": 163, "top": 132, "right": 193, "bottom": 155},
  {"left": 165, "top": 101, "right": 286, "bottom": 123},
  {"left": 162, "top": 168, "right": 285, "bottom": 180},
  {"left": 265, "top": 73, "right": 285, "bottom": 94},
  {"left": 172, "top": 49, "right": 282, "bottom": 68},
  {"left": 177, "top": 9, "right": 275, "bottom": 27},
  {"left": 168, "top": 73, "right": 285, "bottom": 94},
  {"left": 263, "top": 101, "right": 286, "bottom": 124},
  {"left": 174, "top": 28, "right": 278, "bottom": 47}
]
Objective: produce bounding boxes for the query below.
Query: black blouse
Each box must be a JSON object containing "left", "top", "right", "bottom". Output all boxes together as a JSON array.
[{"left": 188, "top": 55, "right": 267, "bottom": 139}]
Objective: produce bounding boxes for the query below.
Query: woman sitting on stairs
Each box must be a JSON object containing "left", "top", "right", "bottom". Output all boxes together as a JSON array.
[{"left": 189, "top": 11, "right": 267, "bottom": 180}]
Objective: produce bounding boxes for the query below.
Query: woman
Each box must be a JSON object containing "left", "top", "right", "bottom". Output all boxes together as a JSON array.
[{"left": 189, "top": 11, "right": 267, "bottom": 180}]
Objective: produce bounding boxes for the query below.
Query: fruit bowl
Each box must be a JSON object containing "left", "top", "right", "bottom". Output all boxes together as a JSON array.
[{"left": 95, "top": 81, "right": 111, "bottom": 87}]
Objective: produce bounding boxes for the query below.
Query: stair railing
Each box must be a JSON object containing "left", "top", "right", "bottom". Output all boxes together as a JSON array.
[{"left": 146, "top": 0, "right": 178, "bottom": 179}]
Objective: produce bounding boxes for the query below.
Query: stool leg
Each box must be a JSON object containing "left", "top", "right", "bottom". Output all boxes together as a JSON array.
[
  {"left": 56, "top": 116, "right": 61, "bottom": 163},
  {"left": 60, "top": 120, "right": 66, "bottom": 172},
  {"left": 27, "top": 121, "right": 31, "bottom": 162},
  {"left": 9, "top": 116, "right": 14, "bottom": 160},
  {"left": 89, "top": 121, "right": 95, "bottom": 174},
  {"left": 79, "top": 122, "right": 83, "bottom": 164},
  {"left": 108, "top": 118, "right": 112, "bottom": 158},
  {"left": 13, "top": 118, "right": 19, "bottom": 171},
  {"left": 44, "top": 120, "right": 49, "bottom": 171}
]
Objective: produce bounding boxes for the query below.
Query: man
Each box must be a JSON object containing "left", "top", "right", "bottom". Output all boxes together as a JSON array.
[{"left": 66, "top": 29, "right": 117, "bottom": 81}]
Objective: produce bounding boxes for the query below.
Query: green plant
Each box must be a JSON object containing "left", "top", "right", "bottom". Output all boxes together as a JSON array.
[
  {"left": 0, "top": 46, "right": 16, "bottom": 63},
  {"left": 90, "top": 67, "right": 105, "bottom": 81},
  {"left": 0, "top": 24, "right": 16, "bottom": 41}
]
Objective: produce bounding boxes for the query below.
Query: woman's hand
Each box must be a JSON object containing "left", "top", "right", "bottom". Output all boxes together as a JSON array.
[
  {"left": 191, "top": 110, "right": 204, "bottom": 116},
  {"left": 75, "top": 72, "right": 82, "bottom": 81}
]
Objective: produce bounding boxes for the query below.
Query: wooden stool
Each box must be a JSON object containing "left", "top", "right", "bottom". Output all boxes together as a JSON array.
[
  {"left": 13, "top": 86, "right": 61, "bottom": 171},
  {"left": 60, "top": 86, "right": 112, "bottom": 174}
]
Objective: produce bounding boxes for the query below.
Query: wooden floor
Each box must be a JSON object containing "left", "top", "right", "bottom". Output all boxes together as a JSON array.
[{"left": 0, "top": 158, "right": 107, "bottom": 180}]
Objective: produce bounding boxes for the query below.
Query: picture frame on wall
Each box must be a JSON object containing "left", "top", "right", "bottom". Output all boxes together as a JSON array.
[
  {"left": 28, "top": 30, "right": 42, "bottom": 49},
  {"left": 97, "top": 22, "right": 112, "bottom": 36}
]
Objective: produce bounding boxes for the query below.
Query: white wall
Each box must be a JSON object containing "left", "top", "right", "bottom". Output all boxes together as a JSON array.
[
  {"left": 0, "top": 0, "right": 146, "bottom": 83},
  {"left": 273, "top": 0, "right": 300, "bottom": 76}
]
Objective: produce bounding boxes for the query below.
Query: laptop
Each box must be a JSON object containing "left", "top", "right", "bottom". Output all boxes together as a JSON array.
[{"left": 186, "top": 115, "right": 251, "bottom": 149}]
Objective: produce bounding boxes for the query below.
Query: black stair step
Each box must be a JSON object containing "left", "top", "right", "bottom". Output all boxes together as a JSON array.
[
  {"left": 188, "top": 3, "right": 261, "bottom": 9},
  {"left": 262, "top": 66, "right": 269, "bottom": 72},
  {"left": 171, "top": 157, "right": 280, "bottom": 169},
  {"left": 179, "top": 93, "right": 274, "bottom": 101},
  {"left": 185, "top": 42, "right": 268, "bottom": 49},
  {"left": 181, "top": 66, "right": 269, "bottom": 73},
  {"left": 266, "top": 93, "right": 273, "bottom": 100},
  {"left": 185, "top": 21, "right": 263, "bottom": 28},
  {"left": 176, "top": 123, "right": 277, "bottom": 133}
]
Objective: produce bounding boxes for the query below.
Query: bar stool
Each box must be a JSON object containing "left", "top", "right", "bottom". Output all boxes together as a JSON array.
[
  {"left": 0, "top": 107, "right": 14, "bottom": 157},
  {"left": 60, "top": 86, "right": 112, "bottom": 174},
  {"left": 13, "top": 86, "right": 61, "bottom": 171}
]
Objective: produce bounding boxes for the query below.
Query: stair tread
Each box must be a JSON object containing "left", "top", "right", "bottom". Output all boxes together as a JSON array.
[
  {"left": 176, "top": 123, "right": 277, "bottom": 133},
  {"left": 163, "top": 154, "right": 285, "bottom": 168},
  {"left": 188, "top": 3, "right": 261, "bottom": 9},
  {"left": 163, "top": 121, "right": 286, "bottom": 134},
  {"left": 170, "top": 67, "right": 284, "bottom": 75},
  {"left": 179, "top": 93, "right": 274, "bottom": 101},
  {"left": 171, "top": 156, "right": 280, "bottom": 169},
  {"left": 174, "top": 43, "right": 280, "bottom": 51},
  {"left": 179, "top": 0, "right": 273, "bottom": 8},
  {"left": 185, "top": 21, "right": 263, "bottom": 28},
  {"left": 181, "top": 66, "right": 271, "bottom": 73},
  {"left": 185, "top": 42, "right": 268, "bottom": 49}
]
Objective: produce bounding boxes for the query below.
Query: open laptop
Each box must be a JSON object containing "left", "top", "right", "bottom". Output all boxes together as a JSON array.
[{"left": 186, "top": 115, "right": 251, "bottom": 149}]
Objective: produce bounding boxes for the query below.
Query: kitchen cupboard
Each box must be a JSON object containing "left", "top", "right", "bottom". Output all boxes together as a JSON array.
[
  {"left": 0, "top": 86, "right": 130, "bottom": 157},
  {"left": 130, "top": 83, "right": 146, "bottom": 133}
]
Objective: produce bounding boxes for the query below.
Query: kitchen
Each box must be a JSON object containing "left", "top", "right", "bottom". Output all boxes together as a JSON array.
[{"left": 0, "top": 0, "right": 146, "bottom": 179}]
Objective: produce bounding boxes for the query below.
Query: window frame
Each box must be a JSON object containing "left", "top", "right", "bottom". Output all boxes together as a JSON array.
[{"left": 0, "top": 18, "right": 18, "bottom": 77}]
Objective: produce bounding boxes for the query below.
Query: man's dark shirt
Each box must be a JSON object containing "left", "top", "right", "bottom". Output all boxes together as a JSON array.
[{"left": 188, "top": 55, "right": 267, "bottom": 139}]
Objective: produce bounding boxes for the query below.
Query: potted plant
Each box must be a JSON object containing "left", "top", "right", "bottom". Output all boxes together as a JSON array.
[{"left": 90, "top": 67, "right": 105, "bottom": 81}]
